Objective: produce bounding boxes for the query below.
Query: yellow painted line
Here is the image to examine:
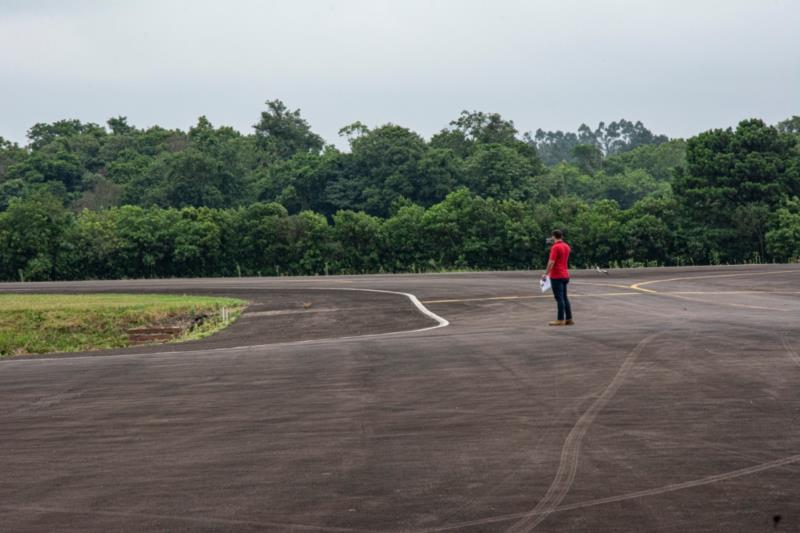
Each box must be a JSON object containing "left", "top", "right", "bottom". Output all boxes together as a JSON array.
[
  {"left": 629, "top": 268, "right": 800, "bottom": 292},
  {"left": 421, "top": 292, "right": 641, "bottom": 304},
  {"left": 660, "top": 293, "right": 784, "bottom": 312},
  {"left": 630, "top": 285, "right": 658, "bottom": 294},
  {"left": 626, "top": 270, "right": 800, "bottom": 311},
  {"left": 670, "top": 290, "right": 800, "bottom": 296},
  {"left": 422, "top": 289, "right": 800, "bottom": 306}
]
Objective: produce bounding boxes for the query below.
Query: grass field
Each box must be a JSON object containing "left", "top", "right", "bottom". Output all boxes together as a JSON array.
[{"left": 0, "top": 293, "right": 246, "bottom": 357}]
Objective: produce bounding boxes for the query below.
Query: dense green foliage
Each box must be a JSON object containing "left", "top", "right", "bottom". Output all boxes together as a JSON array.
[{"left": 0, "top": 104, "right": 798, "bottom": 281}]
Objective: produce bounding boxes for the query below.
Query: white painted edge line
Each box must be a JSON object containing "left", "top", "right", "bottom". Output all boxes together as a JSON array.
[
  {"left": 0, "top": 288, "right": 450, "bottom": 365},
  {"left": 333, "top": 287, "right": 449, "bottom": 328}
]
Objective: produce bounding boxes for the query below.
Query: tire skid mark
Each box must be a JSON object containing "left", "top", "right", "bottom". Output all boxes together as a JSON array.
[
  {"left": 424, "top": 453, "right": 800, "bottom": 531},
  {"left": 428, "top": 315, "right": 797, "bottom": 533},
  {"left": 430, "top": 388, "right": 604, "bottom": 529},
  {"left": 505, "top": 332, "right": 661, "bottom": 533},
  {"left": 549, "top": 453, "right": 800, "bottom": 512},
  {"left": 781, "top": 332, "right": 800, "bottom": 367}
]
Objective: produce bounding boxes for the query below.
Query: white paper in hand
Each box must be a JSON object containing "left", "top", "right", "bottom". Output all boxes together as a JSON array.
[{"left": 540, "top": 276, "right": 551, "bottom": 293}]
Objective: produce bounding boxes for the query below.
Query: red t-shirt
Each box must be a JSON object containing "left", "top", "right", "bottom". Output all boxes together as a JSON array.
[{"left": 548, "top": 241, "right": 570, "bottom": 279}]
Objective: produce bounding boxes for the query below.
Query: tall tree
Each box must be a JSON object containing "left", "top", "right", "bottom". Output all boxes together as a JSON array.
[
  {"left": 0, "top": 194, "right": 72, "bottom": 281},
  {"left": 673, "top": 119, "right": 799, "bottom": 261},
  {"left": 572, "top": 144, "right": 603, "bottom": 174},
  {"left": 433, "top": 110, "right": 543, "bottom": 172},
  {"left": 254, "top": 100, "right": 324, "bottom": 164},
  {"left": 603, "top": 139, "right": 687, "bottom": 182},
  {"left": 326, "top": 124, "right": 427, "bottom": 216},
  {"left": 449, "top": 110, "right": 519, "bottom": 146},
  {"left": 776, "top": 115, "right": 800, "bottom": 135},
  {"left": 463, "top": 143, "right": 537, "bottom": 200},
  {"left": 26, "top": 119, "right": 105, "bottom": 151},
  {"left": 532, "top": 119, "right": 668, "bottom": 165},
  {"left": 0, "top": 137, "right": 28, "bottom": 181}
]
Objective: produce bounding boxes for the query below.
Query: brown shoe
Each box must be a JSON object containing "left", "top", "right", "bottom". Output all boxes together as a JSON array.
[
  {"left": 548, "top": 320, "right": 566, "bottom": 326},
  {"left": 565, "top": 319, "right": 575, "bottom": 325}
]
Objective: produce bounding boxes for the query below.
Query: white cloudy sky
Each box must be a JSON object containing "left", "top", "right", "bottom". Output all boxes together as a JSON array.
[{"left": 1, "top": 0, "right": 797, "bottom": 147}]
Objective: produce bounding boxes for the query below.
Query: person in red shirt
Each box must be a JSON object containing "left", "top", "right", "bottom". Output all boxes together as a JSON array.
[{"left": 541, "top": 229, "right": 573, "bottom": 326}]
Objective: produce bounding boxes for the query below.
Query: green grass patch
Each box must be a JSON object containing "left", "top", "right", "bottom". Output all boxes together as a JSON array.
[{"left": 0, "top": 293, "right": 246, "bottom": 357}]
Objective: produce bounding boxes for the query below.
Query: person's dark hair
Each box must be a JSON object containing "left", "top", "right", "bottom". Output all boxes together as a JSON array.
[{"left": 552, "top": 229, "right": 563, "bottom": 239}]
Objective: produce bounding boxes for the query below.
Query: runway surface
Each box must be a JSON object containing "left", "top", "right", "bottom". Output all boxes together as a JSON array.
[{"left": 1, "top": 265, "right": 799, "bottom": 532}]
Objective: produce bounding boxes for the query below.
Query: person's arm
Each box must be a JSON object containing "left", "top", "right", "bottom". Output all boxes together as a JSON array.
[
  {"left": 542, "top": 259, "right": 555, "bottom": 280},
  {"left": 542, "top": 247, "right": 557, "bottom": 280}
]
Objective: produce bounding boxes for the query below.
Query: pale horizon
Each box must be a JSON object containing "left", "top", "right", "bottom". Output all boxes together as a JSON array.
[{"left": 2, "top": 0, "right": 798, "bottom": 147}]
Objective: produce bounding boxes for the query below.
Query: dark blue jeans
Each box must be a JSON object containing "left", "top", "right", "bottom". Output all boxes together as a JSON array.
[{"left": 551, "top": 278, "right": 572, "bottom": 321}]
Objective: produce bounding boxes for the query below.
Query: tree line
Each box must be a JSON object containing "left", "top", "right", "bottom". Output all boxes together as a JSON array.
[{"left": 0, "top": 103, "right": 798, "bottom": 281}]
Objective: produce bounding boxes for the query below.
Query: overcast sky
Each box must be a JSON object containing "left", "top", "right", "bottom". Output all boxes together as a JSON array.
[{"left": 1, "top": 0, "right": 798, "bottom": 148}]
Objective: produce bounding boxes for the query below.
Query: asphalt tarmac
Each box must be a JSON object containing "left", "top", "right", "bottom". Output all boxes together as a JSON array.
[{"left": 1, "top": 265, "right": 799, "bottom": 532}]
